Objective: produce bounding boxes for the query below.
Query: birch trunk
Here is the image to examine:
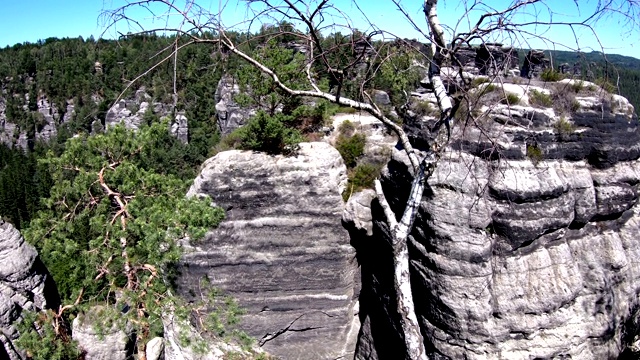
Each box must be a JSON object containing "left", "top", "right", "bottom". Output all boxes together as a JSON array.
[
  {"left": 219, "top": 7, "right": 441, "bottom": 357},
  {"left": 424, "top": 0, "right": 453, "bottom": 118},
  {"left": 375, "top": 159, "right": 431, "bottom": 360}
]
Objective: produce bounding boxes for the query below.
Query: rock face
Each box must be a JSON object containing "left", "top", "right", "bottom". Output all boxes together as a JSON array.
[
  {"left": 0, "top": 220, "right": 59, "bottom": 360},
  {"left": 354, "top": 82, "right": 640, "bottom": 359},
  {"left": 521, "top": 50, "right": 551, "bottom": 79},
  {"left": 475, "top": 43, "right": 519, "bottom": 76},
  {"left": 170, "top": 111, "right": 188, "bottom": 143},
  {"left": 214, "top": 75, "right": 256, "bottom": 135},
  {"left": 0, "top": 117, "right": 17, "bottom": 149},
  {"left": 105, "top": 89, "right": 188, "bottom": 142},
  {"left": 72, "top": 309, "right": 132, "bottom": 360},
  {"left": 180, "top": 142, "right": 359, "bottom": 360},
  {"left": 34, "top": 96, "right": 59, "bottom": 143},
  {"left": 0, "top": 95, "right": 62, "bottom": 149},
  {"left": 452, "top": 44, "right": 520, "bottom": 76}
]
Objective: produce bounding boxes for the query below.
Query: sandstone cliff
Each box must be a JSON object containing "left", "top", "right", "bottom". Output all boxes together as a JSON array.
[
  {"left": 0, "top": 220, "right": 59, "bottom": 360},
  {"left": 181, "top": 142, "right": 360, "bottom": 359},
  {"left": 105, "top": 89, "right": 188, "bottom": 142},
  {"left": 354, "top": 77, "right": 640, "bottom": 359},
  {"left": 215, "top": 75, "right": 256, "bottom": 135}
]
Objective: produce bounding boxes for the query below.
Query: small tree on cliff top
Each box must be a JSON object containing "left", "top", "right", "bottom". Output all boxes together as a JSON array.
[{"left": 102, "top": 1, "right": 639, "bottom": 358}]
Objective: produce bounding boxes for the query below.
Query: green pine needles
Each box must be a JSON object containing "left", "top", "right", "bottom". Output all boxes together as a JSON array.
[{"left": 18, "top": 122, "right": 227, "bottom": 359}]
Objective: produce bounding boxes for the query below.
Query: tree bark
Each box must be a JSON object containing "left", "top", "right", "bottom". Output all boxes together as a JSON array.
[
  {"left": 424, "top": 0, "right": 453, "bottom": 122},
  {"left": 375, "top": 159, "right": 431, "bottom": 360}
]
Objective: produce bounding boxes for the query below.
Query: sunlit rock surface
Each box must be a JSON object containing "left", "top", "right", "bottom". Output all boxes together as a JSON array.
[
  {"left": 181, "top": 142, "right": 359, "bottom": 359},
  {"left": 355, "top": 83, "right": 640, "bottom": 359},
  {"left": 0, "top": 220, "right": 59, "bottom": 360}
]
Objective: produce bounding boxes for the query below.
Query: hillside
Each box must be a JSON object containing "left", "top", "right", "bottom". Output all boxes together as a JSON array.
[
  {"left": 1, "top": 31, "right": 640, "bottom": 359},
  {"left": 545, "top": 49, "right": 640, "bottom": 109},
  {"left": 548, "top": 50, "right": 640, "bottom": 70}
]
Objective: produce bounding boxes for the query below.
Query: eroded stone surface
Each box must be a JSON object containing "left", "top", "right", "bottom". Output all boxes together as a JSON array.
[
  {"left": 72, "top": 308, "right": 132, "bottom": 360},
  {"left": 0, "top": 220, "right": 59, "bottom": 360},
  {"left": 105, "top": 89, "right": 188, "bottom": 141},
  {"left": 355, "top": 86, "right": 640, "bottom": 359},
  {"left": 181, "top": 142, "right": 358, "bottom": 360},
  {"left": 215, "top": 75, "right": 256, "bottom": 135}
]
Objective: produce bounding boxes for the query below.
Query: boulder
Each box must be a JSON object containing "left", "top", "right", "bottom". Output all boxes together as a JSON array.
[
  {"left": 372, "top": 90, "right": 391, "bottom": 107},
  {"left": 146, "top": 337, "right": 164, "bottom": 360},
  {"left": 180, "top": 142, "right": 359, "bottom": 360},
  {"left": 72, "top": 308, "right": 132, "bottom": 360},
  {"left": 343, "top": 189, "right": 376, "bottom": 237}
]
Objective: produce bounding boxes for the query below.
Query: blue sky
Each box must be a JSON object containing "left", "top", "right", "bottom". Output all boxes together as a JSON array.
[{"left": 1, "top": 1, "right": 638, "bottom": 59}]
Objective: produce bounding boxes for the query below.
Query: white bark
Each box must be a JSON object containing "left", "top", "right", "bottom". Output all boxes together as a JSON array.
[
  {"left": 219, "top": 36, "right": 421, "bottom": 170},
  {"left": 375, "top": 160, "right": 430, "bottom": 360},
  {"left": 424, "top": 0, "right": 453, "bottom": 117}
]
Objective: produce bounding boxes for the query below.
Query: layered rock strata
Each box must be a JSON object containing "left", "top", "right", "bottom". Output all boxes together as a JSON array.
[
  {"left": 355, "top": 82, "right": 640, "bottom": 359},
  {"left": 452, "top": 44, "right": 520, "bottom": 76},
  {"left": 181, "top": 142, "right": 359, "bottom": 359}
]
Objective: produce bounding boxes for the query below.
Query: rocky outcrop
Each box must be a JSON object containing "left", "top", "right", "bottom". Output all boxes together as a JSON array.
[
  {"left": 327, "top": 113, "right": 397, "bottom": 166},
  {"left": 0, "top": 117, "right": 17, "bottom": 149},
  {"left": 106, "top": 99, "right": 145, "bottom": 130},
  {"left": 214, "top": 75, "right": 256, "bottom": 135},
  {"left": 161, "top": 310, "right": 257, "bottom": 360},
  {"left": 105, "top": 89, "right": 188, "bottom": 142},
  {"left": 558, "top": 61, "right": 596, "bottom": 80},
  {"left": 0, "top": 220, "right": 59, "bottom": 360},
  {"left": 452, "top": 44, "right": 520, "bottom": 76},
  {"left": 170, "top": 111, "right": 188, "bottom": 143},
  {"left": 0, "top": 95, "right": 62, "bottom": 149},
  {"left": 72, "top": 308, "right": 132, "bottom": 360},
  {"left": 34, "top": 96, "right": 59, "bottom": 143},
  {"left": 180, "top": 142, "right": 359, "bottom": 360},
  {"left": 343, "top": 189, "right": 376, "bottom": 237},
  {"left": 106, "top": 89, "right": 153, "bottom": 131},
  {"left": 62, "top": 99, "right": 75, "bottom": 123},
  {"left": 354, "top": 81, "right": 640, "bottom": 359},
  {"left": 521, "top": 50, "right": 550, "bottom": 79},
  {"left": 475, "top": 43, "right": 519, "bottom": 76}
]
